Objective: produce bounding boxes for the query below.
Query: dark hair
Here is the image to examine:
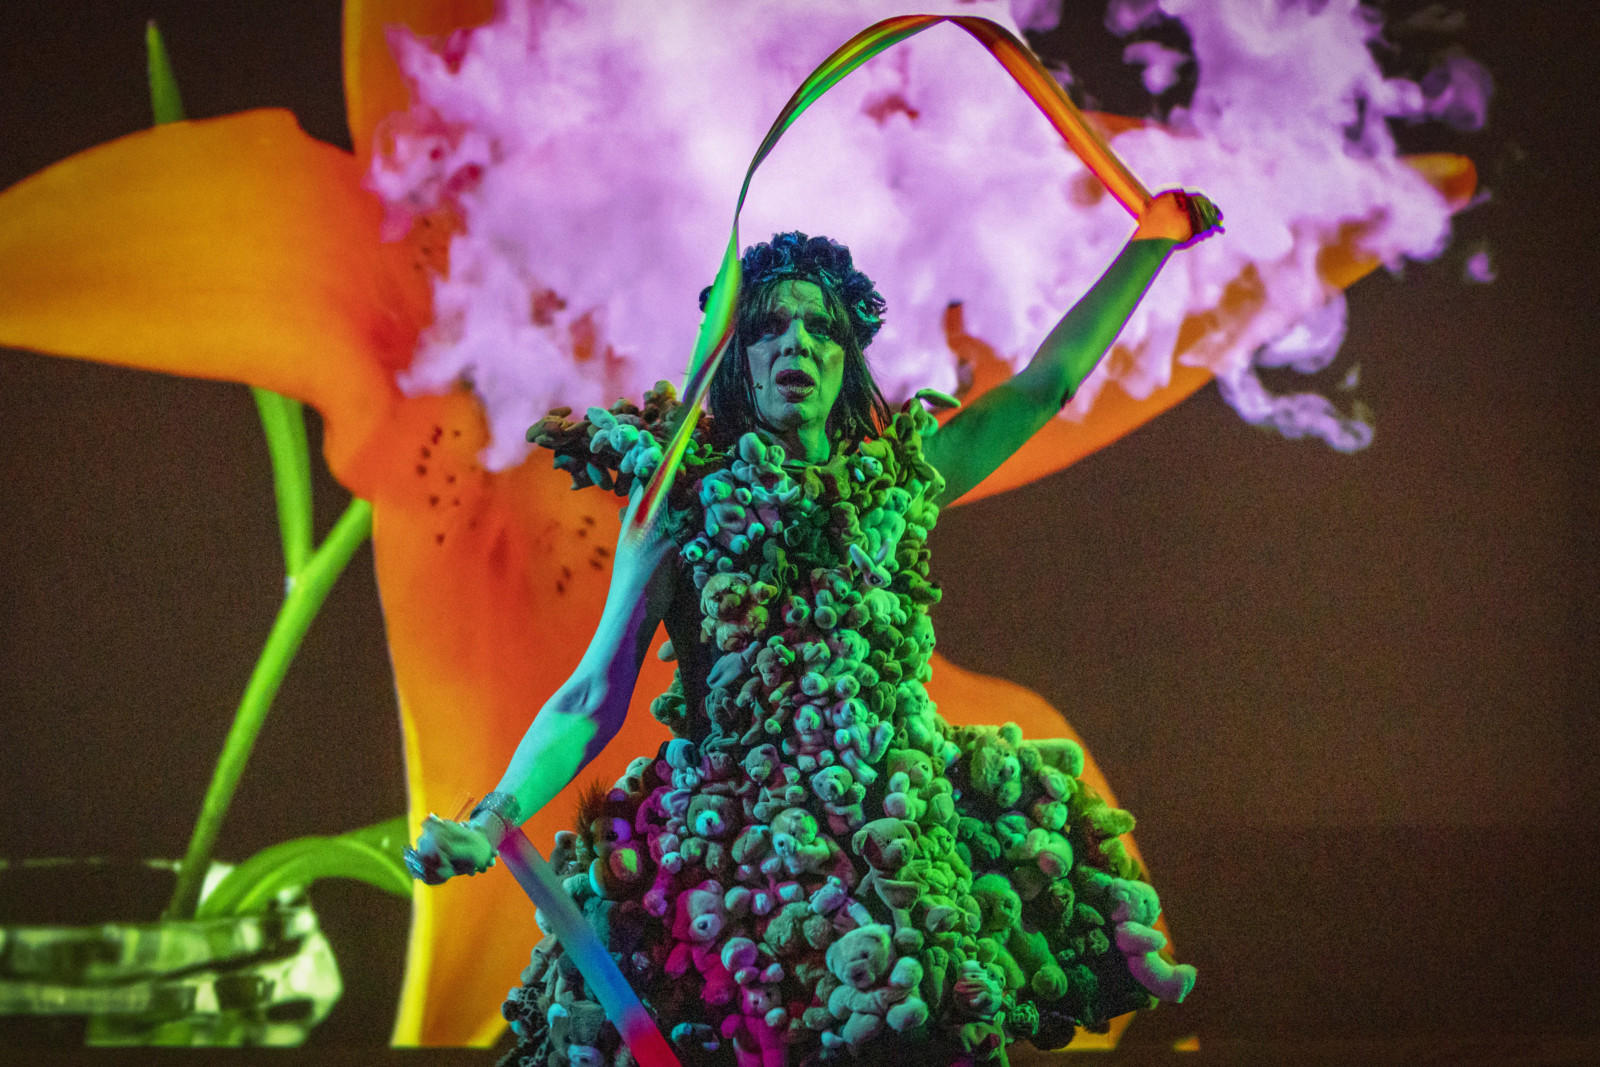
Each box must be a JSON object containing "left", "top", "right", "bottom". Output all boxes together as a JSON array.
[{"left": 701, "top": 232, "right": 891, "bottom": 448}]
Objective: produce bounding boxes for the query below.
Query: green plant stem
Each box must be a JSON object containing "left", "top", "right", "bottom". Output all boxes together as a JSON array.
[
  {"left": 164, "top": 499, "right": 374, "bottom": 920},
  {"left": 252, "top": 388, "right": 315, "bottom": 577},
  {"left": 145, "top": 21, "right": 185, "bottom": 125}
]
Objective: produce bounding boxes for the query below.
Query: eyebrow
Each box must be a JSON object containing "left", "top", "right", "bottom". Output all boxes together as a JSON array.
[{"left": 742, "top": 284, "right": 841, "bottom": 336}]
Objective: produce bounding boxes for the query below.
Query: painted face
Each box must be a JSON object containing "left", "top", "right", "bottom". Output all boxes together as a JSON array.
[{"left": 743, "top": 280, "right": 847, "bottom": 455}]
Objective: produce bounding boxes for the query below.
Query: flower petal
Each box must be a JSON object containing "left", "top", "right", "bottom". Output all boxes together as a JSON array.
[
  {"left": 945, "top": 152, "right": 1478, "bottom": 506},
  {"left": 0, "top": 110, "right": 429, "bottom": 484},
  {"left": 343, "top": 0, "right": 495, "bottom": 167},
  {"left": 370, "top": 389, "right": 672, "bottom": 1046}
]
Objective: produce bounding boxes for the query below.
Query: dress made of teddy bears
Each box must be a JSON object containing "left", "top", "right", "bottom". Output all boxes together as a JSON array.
[{"left": 501, "top": 383, "right": 1194, "bottom": 1067}]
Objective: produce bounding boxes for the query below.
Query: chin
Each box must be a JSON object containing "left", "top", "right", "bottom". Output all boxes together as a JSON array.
[{"left": 759, "top": 405, "right": 808, "bottom": 431}]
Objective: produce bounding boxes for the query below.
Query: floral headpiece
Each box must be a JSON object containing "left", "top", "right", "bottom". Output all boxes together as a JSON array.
[{"left": 700, "top": 231, "right": 887, "bottom": 350}]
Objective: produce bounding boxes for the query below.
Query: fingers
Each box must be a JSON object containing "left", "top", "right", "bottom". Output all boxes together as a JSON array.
[
  {"left": 1174, "top": 191, "right": 1223, "bottom": 250},
  {"left": 405, "top": 814, "right": 496, "bottom": 885},
  {"left": 1132, "top": 190, "right": 1192, "bottom": 242},
  {"left": 403, "top": 840, "right": 454, "bottom": 885}
]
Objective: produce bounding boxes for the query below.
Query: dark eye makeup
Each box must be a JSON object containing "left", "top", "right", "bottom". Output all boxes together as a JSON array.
[{"left": 745, "top": 310, "right": 839, "bottom": 344}]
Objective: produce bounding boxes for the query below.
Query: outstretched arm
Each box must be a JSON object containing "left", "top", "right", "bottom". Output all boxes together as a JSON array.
[
  {"left": 405, "top": 489, "right": 677, "bottom": 884},
  {"left": 924, "top": 190, "right": 1220, "bottom": 505}
]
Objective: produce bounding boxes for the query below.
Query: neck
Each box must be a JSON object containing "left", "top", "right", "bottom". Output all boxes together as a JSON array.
[{"left": 780, "top": 422, "right": 830, "bottom": 463}]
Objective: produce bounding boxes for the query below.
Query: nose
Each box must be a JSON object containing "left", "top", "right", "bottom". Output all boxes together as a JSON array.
[{"left": 778, "top": 318, "right": 816, "bottom": 356}]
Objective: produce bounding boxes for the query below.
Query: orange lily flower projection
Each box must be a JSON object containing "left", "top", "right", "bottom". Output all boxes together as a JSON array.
[{"left": 0, "top": 0, "right": 1477, "bottom": 1047}]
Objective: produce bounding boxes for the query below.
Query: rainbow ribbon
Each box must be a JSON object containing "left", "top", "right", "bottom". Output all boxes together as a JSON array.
[
  {"left": 623, "top": 13, "right": 1153, "bottom": 544},
  {"left": 498, "top": 829, "right": 681, "bottom": 1066}
]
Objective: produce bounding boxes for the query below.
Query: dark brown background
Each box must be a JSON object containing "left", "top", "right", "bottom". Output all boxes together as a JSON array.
[{"left": 2, "top": 1, "right": 1596, "bottom": 1062}]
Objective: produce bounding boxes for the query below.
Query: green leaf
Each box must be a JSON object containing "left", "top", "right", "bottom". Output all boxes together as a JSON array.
[
  {"left": 196, "top": 817, "right": 412, "bottom": 919},
  {"left": 338, "top": 815, "right": 411, "bottom": 856},
  {"left": 166, "top": 501, "right": 374, "bottom": 920},
  {"left": 252, "top": 387, "right": 315, "bottom": 576},
  {"left": 145, "top": 22, "right": 185, "bottom": 125}
]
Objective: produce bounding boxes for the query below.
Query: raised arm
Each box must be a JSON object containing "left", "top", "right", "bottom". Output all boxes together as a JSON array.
[
  {"left": 924, "top": 190, "right": 1220, "bottom": 505},
  {"left": 405, "top": 489, "right": 678, "bottom": 884}
]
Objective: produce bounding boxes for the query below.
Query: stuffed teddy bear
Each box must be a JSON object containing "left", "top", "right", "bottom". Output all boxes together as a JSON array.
[
  {"left": 1010, "top": 922, "right": 1069, "bottom": 1001},
  {"left": 844, "top": 819, "right": 922, "bottom": 952},
  {"left": 751, "top": 764, "right": 809, "bottom": 823},
  {"left": 640, "top": 836, "right": 685, "bottom": 918},
  {"left": 1078, "top": 869, "right": 1196, "bottom": 1004},
  {"left": 809, "top": 765, "right": 867, "bottom": 834},
  {"left": 613, "top": 754, "right": 655, "bottom": 798},
  {"left": 970, "top": 872, "right": 1026, "bottom": 991},
  {"left": 993, "top": 812, "right": 1029, "bottom": 856},
  {"left": 1004, "top": 825, "right": 1074, "bottom": 883},
  {"left": 882, "top": 765, "right": 928, "bottom": 823},
  {"left": 955, "top": 815, "right": 1002, "bottom": 870},
  {"left": 683, "top": 793, "right": 740, "bottom": 876},
  {"left": 731, "top": 823, "right": 775, "bottom": 883},
  {"left": 950, "top": 958, "right": 1006, "bottom": 1061},
  {"left": 760, "top": 900, "right": 813, "bottom": 960},
  {"left": 719, "top": 982, "right": 789, "bottom": 1067},
  {"left": 666, "top": 879, "right": 746, "bottom": 1005},
  {"left": 720, "top": 935, "right": 781, "bottom": 987},
  {"left": 698, "top": 746, "right": 740, "bottom": 793},
  {"left": 1018, "top": 736, "right": 1085, "bottom": 779},
  {"left": 742, "top": 743, "right": 782, "bottom": 786},
  {"left": 961, "top": 723, "right": 1025, "bottom": 810},
  {"left": 1115, "top": 921, "right": 1195, "bottom": 1004},
  {"left": 968, "top": 870, "right": 1066, "bottom": 1000},
  {"left": 585, "top": 815, "right": 645, "bottom": 900},
  {"left": 769, "top": 806, "right": 842, "bottom": 879},
  {"left": 851, "top": 817, "right": 920, "bottom": 874},
  {"left": 820, "top": 924, "right": 929, "bottom": 1051},
  {"left": 699, "top": 571, "right": 771, "bottom": 652},
  {"left": 882, "top": 747, "right": 956, "bottom": 827},
  {"left": 546, "top": 997, "right": 610, "bottom": 1067}
]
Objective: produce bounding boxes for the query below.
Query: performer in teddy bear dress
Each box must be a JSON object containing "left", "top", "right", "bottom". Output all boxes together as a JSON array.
[{"left": 407, "top": 188, "right": 1219, "bottom": 1066}]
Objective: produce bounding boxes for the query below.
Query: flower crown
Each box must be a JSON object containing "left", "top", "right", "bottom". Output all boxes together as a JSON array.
[{"left": 700, "top": 231, "right": 887, "bottom": 349}]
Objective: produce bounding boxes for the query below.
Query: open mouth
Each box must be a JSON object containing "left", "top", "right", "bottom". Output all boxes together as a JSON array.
[{"left": 774, "top": 367, "right": 815, "bottom": 399}]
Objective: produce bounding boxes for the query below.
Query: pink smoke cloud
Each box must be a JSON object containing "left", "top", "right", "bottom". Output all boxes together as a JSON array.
[{"left": 367, "top": 0, "right": 1481, "bottom": 468}]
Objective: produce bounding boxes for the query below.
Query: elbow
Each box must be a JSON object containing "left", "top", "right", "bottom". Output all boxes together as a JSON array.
[
  {"left": 530, "top": 675, "right": 618, "bottom": 771},
  {"left": 551, "top": 673, "right": 609, "bottom": 722},
  {"left": 1056, "top": 379, "right": 1078, "bottom": 412},
  {"left": 570, "top": 664, "right": 634, "bottom": 748},
  {"left": 1035, "top": 369, "right": 1078, "bottom": 416}
]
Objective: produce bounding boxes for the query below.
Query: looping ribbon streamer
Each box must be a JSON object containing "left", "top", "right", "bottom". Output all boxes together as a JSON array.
[
  {"left": 514, "top": 17, "right": 1155, "bottom": 1067},
  {"left": 624, "top": 12, "right": 1153, "bottom": 545}
]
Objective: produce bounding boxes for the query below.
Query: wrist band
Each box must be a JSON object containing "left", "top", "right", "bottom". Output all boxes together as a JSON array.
[{"left": 470, "top": 790, "right": 523, "bottom": 835}]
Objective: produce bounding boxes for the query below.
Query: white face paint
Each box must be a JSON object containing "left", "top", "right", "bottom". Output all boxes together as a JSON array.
[{"left": 743, "top": 280, "right": 847, "bottom": 461}]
